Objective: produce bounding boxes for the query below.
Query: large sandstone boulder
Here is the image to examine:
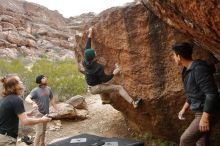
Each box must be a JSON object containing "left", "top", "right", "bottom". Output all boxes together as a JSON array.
[
  {"left": 75, "top": 2, "right": 220, "bottom": 145},
  {"left": 143, "top": 0, "right": 220, "bottom": 60}
]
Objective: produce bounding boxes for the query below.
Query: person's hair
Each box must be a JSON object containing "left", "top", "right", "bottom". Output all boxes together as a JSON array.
[
  {"left": 0, "top": 74, "right": 24, "bottom": 96},
  {"left": 36, "top": 74, "right": 45, "bottom": 84},
  {"left": 172, "top": 42, "right": 193, "bottom": 60}
]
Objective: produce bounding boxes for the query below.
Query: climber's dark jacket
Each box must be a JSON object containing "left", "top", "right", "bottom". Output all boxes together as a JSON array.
[
  {"left": 182, "top": 59, "right": 219, "bottom": 114},
  {"left": 83, "top": 38, "right": 114, "bottom": 86}
]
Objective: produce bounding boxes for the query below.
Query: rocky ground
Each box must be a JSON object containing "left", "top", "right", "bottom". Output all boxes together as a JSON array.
[
  {"left": 46, "top": 94, "right": 134, "bottom": 144},
  {"left": 18, "top": 94, "right": 177, "bottom": 146},
  {"left": 46, "top": 94, "right": 177, "bottom": 146},
  {"left": 19, "top": 94, "right": 139, "bottom": 145}
]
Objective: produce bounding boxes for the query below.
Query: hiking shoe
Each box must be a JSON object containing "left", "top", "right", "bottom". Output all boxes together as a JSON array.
[
  {"left": 21, "top": 136, "right": 33, "bottom": 145},
  {"left": 133, "top": 98, "right": 142, "bottom": 108}
]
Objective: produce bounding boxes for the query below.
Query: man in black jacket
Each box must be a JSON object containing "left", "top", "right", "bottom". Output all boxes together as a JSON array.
[
  {"left": 80, "top": 28, "right": 142, "bottom": 108},
  {"left": 172, "top": 42, "right": 219, "bottom": 146}
]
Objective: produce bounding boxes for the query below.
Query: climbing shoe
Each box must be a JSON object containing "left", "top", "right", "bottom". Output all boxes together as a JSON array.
[
  {"left": 133, "top": 98, "right": 142, "bottom": 108},
  {"left": 100, "top": 93, "right": 112, "bottom": 104},
  {"left": 102, "top": 99, "right": 112, "bottom": 104}
]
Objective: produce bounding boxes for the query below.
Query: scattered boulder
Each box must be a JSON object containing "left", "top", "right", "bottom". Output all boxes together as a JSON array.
[
  {"left": 49, "top": 103, "right": 77, "bottom": 119},
  {"left": 66, "top": 95, "right": 87, "bottom": 109},
  {"left": 48, "top": 99, "right": 88, "bottom": 120}
]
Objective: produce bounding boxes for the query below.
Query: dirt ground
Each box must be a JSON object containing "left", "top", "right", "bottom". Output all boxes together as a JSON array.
[
  {"left": 20, "top": 94, "right": 176, "bottom": 146},
  {"left": 46, "top": 94, "right": 136, "bottom": 144}
]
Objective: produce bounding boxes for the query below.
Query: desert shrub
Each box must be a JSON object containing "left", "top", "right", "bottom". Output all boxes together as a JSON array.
[{"left": 0, "top": 59, "right": 86, "bottom": 101}]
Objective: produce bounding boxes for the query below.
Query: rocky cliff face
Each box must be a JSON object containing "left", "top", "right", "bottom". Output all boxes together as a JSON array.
[
  {"left": 67, "top": 12, "right": 96, "bottom": 33},
  {"left": 75, "top": 1, "right": 220, "bottom": 145},
  {"left": 0, "top": 0, "right": 95, "bottom": 63}
]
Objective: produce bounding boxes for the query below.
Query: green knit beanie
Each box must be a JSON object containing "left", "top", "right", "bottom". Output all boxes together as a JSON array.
[{"left": 85, "top": 48, "right": 95, "bottom": 61}]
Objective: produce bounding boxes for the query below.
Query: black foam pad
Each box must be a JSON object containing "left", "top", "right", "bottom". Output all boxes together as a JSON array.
[
  {"left": 48, "top": 133, "right": 144, "bottom": 146},
  {"left": 102, "top": 138, "right": 144, "bottom": 146}
]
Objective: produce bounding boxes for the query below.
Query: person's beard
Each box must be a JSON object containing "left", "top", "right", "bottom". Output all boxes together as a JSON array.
[
  {"left": 17, "top": 84, "right": 24, "bottom": 95},
  {"left": 40, "top": 83, "right": 47, "bottom": 86}
]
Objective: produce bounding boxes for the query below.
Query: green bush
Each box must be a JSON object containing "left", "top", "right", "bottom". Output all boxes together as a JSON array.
[{"left": 0, "top": 59, "right": 86, "bottom": 101}]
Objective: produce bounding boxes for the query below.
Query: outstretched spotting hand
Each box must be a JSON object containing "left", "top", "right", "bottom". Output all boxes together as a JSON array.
[
  {"left": 41, "top": 115, "right": 52, "bottom": 123},
  {"left": 178, "top": 109, "right": 186, "bottom": 120},
  {"left": 32, "top": 102, "right": 38, "bottom": 110}
]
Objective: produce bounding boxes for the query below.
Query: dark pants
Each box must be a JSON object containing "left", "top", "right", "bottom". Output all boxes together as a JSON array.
[{"left": 180, "top": 113, "right": 210, "bottom": 146}]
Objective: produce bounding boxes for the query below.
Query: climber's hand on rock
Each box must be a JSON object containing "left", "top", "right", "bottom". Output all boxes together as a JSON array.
[
  {"left": 88, "top": 27, "right": 93, "bottom": 37},
  {"left": 113, "top": 67, "right": 120, "bottom": 75}
]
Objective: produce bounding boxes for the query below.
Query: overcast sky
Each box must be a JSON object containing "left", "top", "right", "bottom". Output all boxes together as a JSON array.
[{"left": 25, "top": 0, "right": 134, "bottom": 18}]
